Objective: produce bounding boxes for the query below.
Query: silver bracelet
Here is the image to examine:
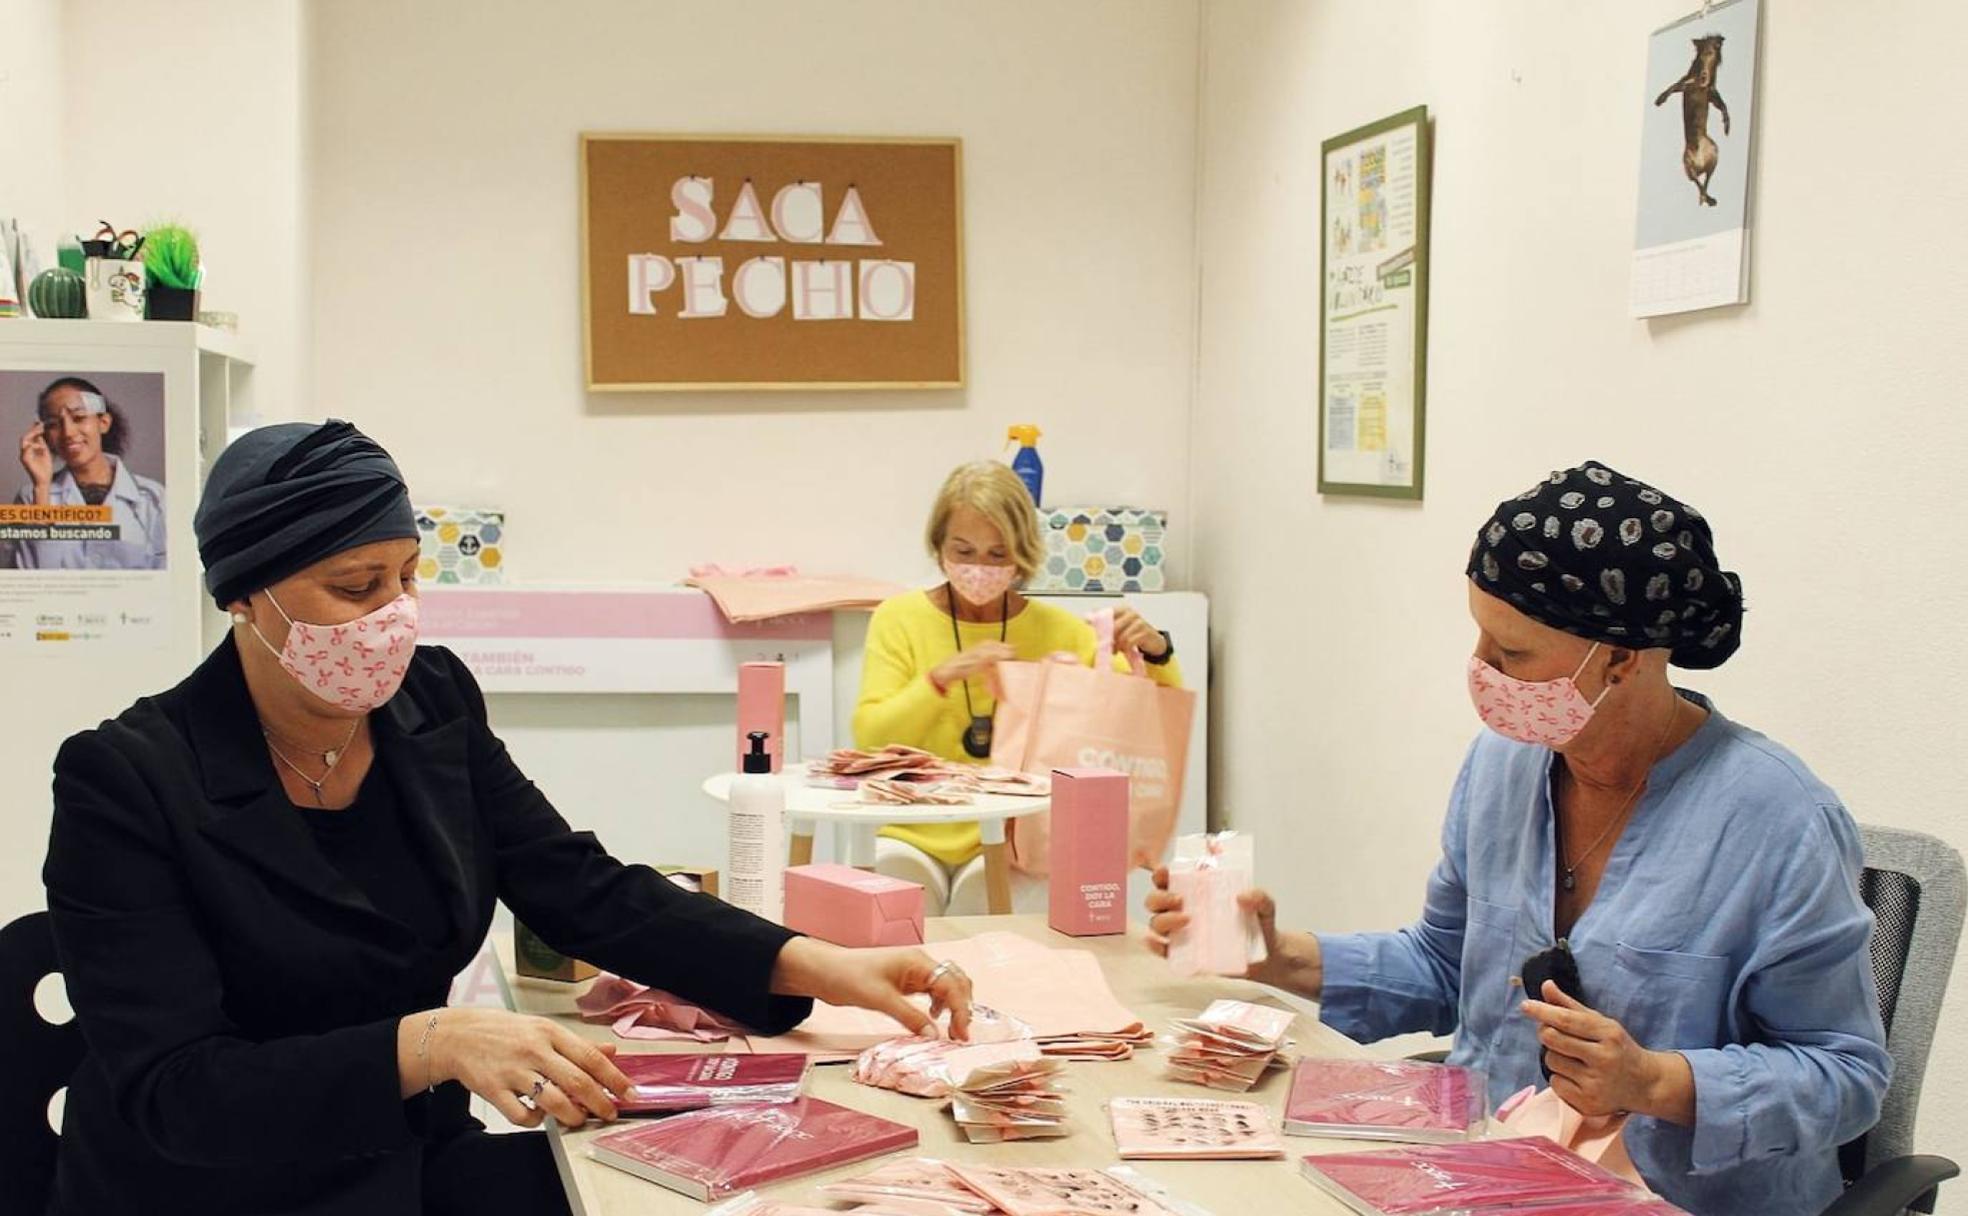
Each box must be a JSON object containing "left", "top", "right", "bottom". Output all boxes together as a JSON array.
[{"left": 418, "top": 1011, "right": 441, "bottom": 1094}]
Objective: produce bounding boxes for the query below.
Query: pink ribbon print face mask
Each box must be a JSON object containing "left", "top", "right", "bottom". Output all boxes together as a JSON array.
[
  {"left": 250, "top": 590, "right": 419, "bottom": 712},
  {"left": 1466, "top": 642, "right": 1610, "bottom": 748}
]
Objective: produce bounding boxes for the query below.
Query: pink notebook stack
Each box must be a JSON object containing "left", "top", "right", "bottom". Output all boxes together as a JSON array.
[
  {"left": 1299, "top": 1137, "right": 1670, "bottom": 1215},
  {"left": 613, "top": 1052, "right": 809, "bottom": 1115},
  {"left": 1284, "top": 1059, "right": 1485, "bottom": 1142},
  {"left": 1108, "top": 1096, "right": 1286, "bottom": 1160},
  {"left": 589, "top": 1097, "right": 918, "bottom": 1200}
]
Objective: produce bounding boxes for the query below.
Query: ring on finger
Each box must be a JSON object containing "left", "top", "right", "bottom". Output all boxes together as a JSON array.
[
  {"left": 518, "top": 1075, "right": 550, "bottom": 1109},
  {"left": 928, "top": 960, "right": 967, "bottom": 986}
]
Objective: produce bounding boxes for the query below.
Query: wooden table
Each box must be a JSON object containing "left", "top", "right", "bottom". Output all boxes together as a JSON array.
[
  {"left": 700, "top": 766, "right": 1050, "bottom": 914},
  {"left": 498, "top": 915, "right": 1380, "bottom": 1216}
]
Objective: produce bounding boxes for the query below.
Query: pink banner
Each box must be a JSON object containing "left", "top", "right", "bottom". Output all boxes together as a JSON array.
[{"left": 419, "top": 588, "right": 832, "bottom": 642}]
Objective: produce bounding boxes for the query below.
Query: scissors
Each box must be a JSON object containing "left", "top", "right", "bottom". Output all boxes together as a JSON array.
[{"left": 87, "top": 221, "right": 143, "bottom": 261}]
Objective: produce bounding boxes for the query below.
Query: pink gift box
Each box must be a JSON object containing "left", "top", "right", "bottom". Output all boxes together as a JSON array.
[
  {"left": 1047, "top": 768, "right": 1129, "bottom": 937},
  {"left": 784, "top": 864, "right": 925, "bottom": 948}
]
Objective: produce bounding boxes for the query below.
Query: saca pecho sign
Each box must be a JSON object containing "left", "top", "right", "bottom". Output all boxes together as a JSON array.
[{"left": 582, "top": 134, "right": 964, "bottom": 392}]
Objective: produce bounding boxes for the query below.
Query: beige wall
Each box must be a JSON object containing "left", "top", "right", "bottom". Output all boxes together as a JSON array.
[
  {"left": 1192, "top": 0, "right": 1968, "bottom": 1165},
  {"left": 305, "top": 0, "right": 1202, "bottom": 588}
]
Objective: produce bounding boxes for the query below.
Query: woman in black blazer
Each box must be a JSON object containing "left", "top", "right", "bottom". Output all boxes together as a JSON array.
[{"left": 42, "top": 421, "right": 973, "bottom": 1216}]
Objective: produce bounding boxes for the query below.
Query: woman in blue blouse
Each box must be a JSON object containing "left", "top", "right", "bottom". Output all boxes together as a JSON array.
[{"left": 1148, "top": 461, "right": 1889, "bottom": 1216}]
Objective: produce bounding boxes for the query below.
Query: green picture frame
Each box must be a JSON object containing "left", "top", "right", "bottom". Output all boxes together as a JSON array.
[{"left": 1317, "top": 105, "right": 1431, "bottom": 500}]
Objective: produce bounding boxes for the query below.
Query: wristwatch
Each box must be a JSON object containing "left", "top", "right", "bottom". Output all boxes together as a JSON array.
[{"left": 1143, "top": 630, "right": 1175, "bottom": 666}]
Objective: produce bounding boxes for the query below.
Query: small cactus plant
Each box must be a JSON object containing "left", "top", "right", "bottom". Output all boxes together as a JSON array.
[{"left": 28, "top": 268, "right": 86, "bottom": 318}]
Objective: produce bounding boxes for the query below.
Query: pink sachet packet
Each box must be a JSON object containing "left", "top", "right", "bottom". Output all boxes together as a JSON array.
[{"left": 1165, "top": 833, "right": 1267, "bottom": 978}]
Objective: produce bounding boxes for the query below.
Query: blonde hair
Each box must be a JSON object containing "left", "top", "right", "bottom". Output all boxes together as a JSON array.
[{"left": 925, "top": 461, "right": 1044, "bottom": 579}]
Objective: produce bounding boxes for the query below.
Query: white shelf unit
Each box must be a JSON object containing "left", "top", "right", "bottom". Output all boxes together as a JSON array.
[{"left": 0, "top": 319, "right": 256, "bottom": 923}]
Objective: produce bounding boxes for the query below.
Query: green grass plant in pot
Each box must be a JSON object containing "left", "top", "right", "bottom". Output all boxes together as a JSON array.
[{"left": 141, "top": 224, "right": 201, "bottom": 321}]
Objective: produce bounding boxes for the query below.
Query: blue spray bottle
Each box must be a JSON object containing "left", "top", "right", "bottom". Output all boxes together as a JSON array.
[{"left": 1005, "top": 424, "right": 1044, "bottom": 506}]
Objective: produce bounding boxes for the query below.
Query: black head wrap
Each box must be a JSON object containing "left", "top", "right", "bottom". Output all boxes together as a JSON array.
[
  {"left": 195, "top": 420, "right": 417, "bottom": 607},
  {"left": 1468, "top": 460, "right": 1744, "bottom": 668}
]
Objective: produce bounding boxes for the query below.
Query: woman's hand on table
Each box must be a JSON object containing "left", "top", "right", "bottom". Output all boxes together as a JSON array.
[
  {"left": 1112, "top": 607, "right": 1170, "bottom": 659},
  {"left": 1523, "top": 982, "right": 1696, "bottom": 1125},
  {"left": 401, "top": 1007, "right": 631, "bottom": 1129},
  {"left": 930, "top": 642, "right": 1017, "bottom": 697},
  {"left": 772, "top": 936, "right": 975, "bottom": 1039}
]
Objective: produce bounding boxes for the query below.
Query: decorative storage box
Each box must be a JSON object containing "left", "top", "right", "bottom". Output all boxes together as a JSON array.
[
  {"left": 783, "top": 864, "right": 925, "bottom": 948},
  {"left": 1030, "top": 507, "right": 1167, "bottom": 594},
  {"left": 416, "top": 506, "right": 505, "bottom": 585}
]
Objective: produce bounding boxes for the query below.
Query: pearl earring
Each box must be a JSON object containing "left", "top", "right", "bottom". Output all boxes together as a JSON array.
[{"left": 231, "top": 612, "right": 248, "bottom": 624}]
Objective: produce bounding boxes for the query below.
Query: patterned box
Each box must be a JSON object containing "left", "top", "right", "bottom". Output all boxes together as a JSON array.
[
  {"left": 416, "top": 506, "right": 505, "bottom": 585},
  {"left": 1030, "top": 507, "right": 1168, "bottom": 593}
]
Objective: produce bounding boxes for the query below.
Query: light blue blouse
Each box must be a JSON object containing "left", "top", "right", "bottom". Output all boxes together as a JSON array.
[{"left": 1317, "top": 694, "right": 1891, "bottom": 1216}]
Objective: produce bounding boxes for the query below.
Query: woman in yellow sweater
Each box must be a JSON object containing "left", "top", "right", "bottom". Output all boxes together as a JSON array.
[{"left": 854, "top": 462, "right": 1183, "bottom": 915}]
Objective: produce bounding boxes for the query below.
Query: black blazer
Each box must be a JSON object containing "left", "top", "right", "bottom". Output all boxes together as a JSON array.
[{"left": 42, "top": 641, "right": 811, "bottom": 1215}]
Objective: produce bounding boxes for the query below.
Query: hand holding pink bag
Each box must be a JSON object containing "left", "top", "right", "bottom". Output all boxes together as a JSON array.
[{"left": 990, "top": 608, "right": 1195, "bottom": 874}]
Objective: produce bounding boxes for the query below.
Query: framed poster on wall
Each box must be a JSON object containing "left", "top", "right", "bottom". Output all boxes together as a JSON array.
[
  {"left": 1318, "top": 106, "right": 1431, "bottom": 500},
  {"left": 581, "top": 133, "right": 965, "bottom": 392}
]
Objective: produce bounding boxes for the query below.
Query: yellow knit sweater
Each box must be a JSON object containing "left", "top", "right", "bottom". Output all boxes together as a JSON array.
[{"left": 852, "top": 590, "right": 1184, "bottom": 867}]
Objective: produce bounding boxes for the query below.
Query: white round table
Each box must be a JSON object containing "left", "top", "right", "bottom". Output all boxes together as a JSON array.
[{"left": 700, "top": 761, "right": 1050, "bottom": 914}]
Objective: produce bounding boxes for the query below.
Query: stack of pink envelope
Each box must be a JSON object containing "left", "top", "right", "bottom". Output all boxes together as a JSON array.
[{"left": 1163, "top": 999, "right": 1295, "bottom": 1091}]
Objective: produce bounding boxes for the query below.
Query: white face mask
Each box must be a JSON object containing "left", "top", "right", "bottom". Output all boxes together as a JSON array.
[{"left": 241, "top": 589, "right": 419, "bottom": 712}]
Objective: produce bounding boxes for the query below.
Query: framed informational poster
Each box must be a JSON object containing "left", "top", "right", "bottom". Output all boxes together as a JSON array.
[
  {"left": 1319, "top": 106, "right": 1430, "bottom": 500},
  {"left": 1630, "top": 0, "right": 1761, "bottom": 318},
  {"left": 582, "top": 133, "right": 965, "bottom": 392}
]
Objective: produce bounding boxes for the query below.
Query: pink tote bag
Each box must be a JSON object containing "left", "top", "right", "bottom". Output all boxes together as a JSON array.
[{"left": 991, "top": 610, "right": 1195, "bottom": 874}]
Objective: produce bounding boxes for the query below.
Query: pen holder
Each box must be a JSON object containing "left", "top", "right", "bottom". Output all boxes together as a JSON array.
[{"left": 85, "top": 258, "right": 145, "bottom": 322}]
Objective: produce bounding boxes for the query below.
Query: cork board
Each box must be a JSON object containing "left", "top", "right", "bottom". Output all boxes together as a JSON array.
[{"left": 582, "top": 133, "right": 965, "bottom": 391}]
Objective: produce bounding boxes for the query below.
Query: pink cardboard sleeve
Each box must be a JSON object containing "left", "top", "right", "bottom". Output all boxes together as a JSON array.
[
  {"left": 737, "top": 661, "right": 785, "bottom": 773},
  {"left": 784, "top": 864, "right": 926, "bottom": 948},
  {"left": 1047, "top": 767, "right": 1129, "bottom": 937}
]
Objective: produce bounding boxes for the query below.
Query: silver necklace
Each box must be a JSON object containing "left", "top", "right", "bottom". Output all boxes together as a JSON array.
[
  {"left": 1558, "top": 702, "right": 1680, "bottom": 892},
  {"left": 263, "top": 720, "right": 361, "bottom": 807}
]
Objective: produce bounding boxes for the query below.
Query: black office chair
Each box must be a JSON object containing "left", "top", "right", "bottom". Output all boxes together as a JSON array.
[
  {"left": 1822, "top": 825, "right": 1965, "bottom": 1215},
  {"left": 1405, "top": 825, "right": 1963, "bottom": 1215},
  {"left": 0, "top": 911, "right": 85, "bottom": 1216}
]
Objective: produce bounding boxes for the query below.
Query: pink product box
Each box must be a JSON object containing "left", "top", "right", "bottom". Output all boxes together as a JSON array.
[
  {"left": 784, "top": 865, "right": 925, "bottom": 948},
  {"left": 738, "top": 661, "right": 785, "bottom": 773},
  {"left": 1047, "top": 768, "right": 1129, "bottom": 938}
]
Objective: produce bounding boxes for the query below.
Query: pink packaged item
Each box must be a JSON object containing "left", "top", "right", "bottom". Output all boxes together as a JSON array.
[
  {"left": 1048, "top": 768, "right": 1130, "bottom": 937},
  {"left": 1298, "top": 1137, "right": 1647, "bottom": 1215},
  {"left": 588, "top": 1097, "right": 917, "bottom": 1200},
  {"left": 1165, "top": 833, "right": 1267, "bottom": 978},
  {"left": 1164, "top": 999, "right": 1295, "bottom": 1092},
  {"left": 613, "top": 1052, "right": 809, "bottom": 1115},
  {"left": 821, "top": 1158, "right": 997, "bottom": 1212},
  {"left": 1283, "top": 1059, "right": 1485, "bottom": 1142},
  {"left": 1495, "top": 1085, "right": 1645, "bottom": 1187},
  {"left": 736, "top": 662, "right": 785, "bottom": 773},
  {"left": 1107, "top": 1097, "right": 1286, "bottom": 1160},
  {"left": 576, "top": 974, "right": 745, "bottom": 1042},
  {"left": 783, "top": 863, "right": 925, "bottom": 948},
  {"left": 747, "top": 931, "right": 1148, "bottom": 1059}
]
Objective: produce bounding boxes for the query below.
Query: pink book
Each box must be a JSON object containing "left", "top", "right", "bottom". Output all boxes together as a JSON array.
[
  {"left": 1299, "top": 1138, "right": 1648, "bottom": 1215},
  {"left": 1284, "top": 1059, "right": 1485, "bottom": 1142},
  {"left": 613, "top": 1052, "right": 810, "bottom": 1115},
  {"left": 589, "top": 1097, "right": 918, "bottom": 1200},
  {"left": 1108, "top": 1097, "right": 1286, "bottom": 1160}
]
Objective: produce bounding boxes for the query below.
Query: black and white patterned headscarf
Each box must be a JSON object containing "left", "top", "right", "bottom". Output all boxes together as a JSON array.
[{"left": 1468, "top": 461, "right": 1744, "bottom": 669}]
